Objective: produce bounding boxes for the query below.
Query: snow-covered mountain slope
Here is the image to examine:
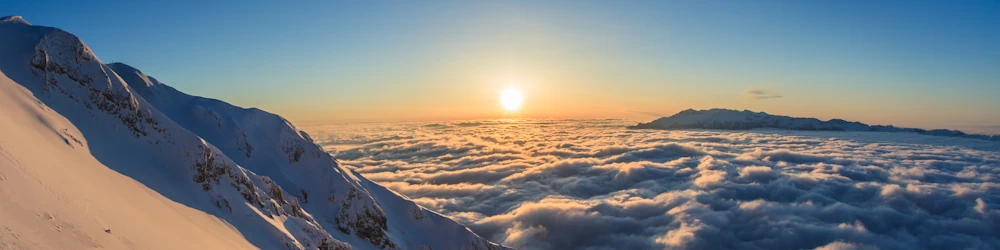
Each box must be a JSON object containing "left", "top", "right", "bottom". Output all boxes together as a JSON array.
[
  {"left": 0, "top": 16, "right": 507, "bottom": 250},
  {"left": 634, "top": 108, "right": 1000, "bottom": 141},
  {"left": 0, "top": 63, "right": 260, "bottom": 250}
]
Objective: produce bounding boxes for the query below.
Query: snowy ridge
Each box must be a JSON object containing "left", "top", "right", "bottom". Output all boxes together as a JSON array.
[
  {"left": 634, "top": 108, "right": 1000, "bottom": 141},
  {"left": 0, "top": 15, "right": 29, "bottom": 25},
  {"left": 0, "top": 16, "right": 507, "bottom": 250},
  {"left": 108, "top": 62, "right": 507, "bottom": 250}
]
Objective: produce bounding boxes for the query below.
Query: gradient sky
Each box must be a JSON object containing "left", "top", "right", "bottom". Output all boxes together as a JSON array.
[{"left": 4, "top": 1, "right": 999, "bottom": 131}]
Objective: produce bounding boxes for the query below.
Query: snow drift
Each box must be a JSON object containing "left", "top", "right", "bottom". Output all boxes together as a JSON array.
[{"left": 0, "top": 16, "right": 506, "bottom": 250}]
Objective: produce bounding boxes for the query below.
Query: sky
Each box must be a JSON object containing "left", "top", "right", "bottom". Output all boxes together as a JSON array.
[{"left": 4, "top": 1, "right": 999, "bottom": 131}]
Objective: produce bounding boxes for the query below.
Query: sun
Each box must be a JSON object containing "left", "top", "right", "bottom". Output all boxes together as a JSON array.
[{"left": 500, "top": 86, "right": 523, "bottom": 112}]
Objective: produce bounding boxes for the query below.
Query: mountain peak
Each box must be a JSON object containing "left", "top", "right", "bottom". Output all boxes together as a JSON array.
[
  {"left": 0, "top": 18, "right": 510, "bottom": 250},
  {"left": 0, "top": 15, "right": 30, "bottom": 25},
  {"left": 108, "top": 62, "right": 163, "bottom": 89},
  {"left": 107, "top": 62, "right": 138, "bottom": 72}
]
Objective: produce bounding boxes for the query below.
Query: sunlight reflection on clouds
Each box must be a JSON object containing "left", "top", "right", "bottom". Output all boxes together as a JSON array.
[{"left": 303, "top": 120, "right": 1000, "bottom": 250}]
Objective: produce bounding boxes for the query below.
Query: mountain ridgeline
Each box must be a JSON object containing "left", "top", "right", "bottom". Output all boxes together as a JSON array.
[
  {"left": 633, "top": 109, "right": 1000, "bottom": 141},
  {"left": 0, "top": 16, "right": 506, "bottom": 250}
]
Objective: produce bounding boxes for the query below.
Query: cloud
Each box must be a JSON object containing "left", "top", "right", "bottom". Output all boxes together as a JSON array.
[
  {"left": 744, "top": 88, "right": 783, "bottom": 99},
  {"left": 815, "top": 240, "right": 879, "bottom": 250},
  {"left": 631, "top": 110, "right": 668, "bottom": 117},
  {"left": 301, "top": 119, "right": 1000, "bottom": 250}
]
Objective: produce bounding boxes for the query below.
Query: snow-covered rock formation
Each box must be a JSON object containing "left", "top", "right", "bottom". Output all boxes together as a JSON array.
[
  {"left": 634, "top": 108, "right": 999, "bottom": 141},
  {"left": 0, "top": 16, "right": 507, "bottom": 250}
]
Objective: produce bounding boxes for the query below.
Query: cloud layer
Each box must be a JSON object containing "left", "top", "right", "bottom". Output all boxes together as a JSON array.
[
  {"left": 744, "top": 88, "right": 783, "bottom": 99},
  {"left": 303, "top": 120, "right": 1000, "bottom": 250}
]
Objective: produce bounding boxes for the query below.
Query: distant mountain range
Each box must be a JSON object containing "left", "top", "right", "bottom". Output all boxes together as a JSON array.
[{"left": 633, "top": 109, "right": 1000, "bottom": 141}]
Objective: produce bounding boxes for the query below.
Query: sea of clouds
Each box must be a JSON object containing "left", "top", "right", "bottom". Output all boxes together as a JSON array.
[{"left": 301, "top": 119, "right": 1000, "bottom": 250}]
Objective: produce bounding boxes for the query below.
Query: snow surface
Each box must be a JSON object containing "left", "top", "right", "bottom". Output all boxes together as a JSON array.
[
  {"left": 634, "top": 108, "right": 999, "bottom": 141},
  {"left": 0, "top": 64, "right": 258, "bottom": 250},
  {"left": 0, "top": 16, "right": 506, "bottom": 250}
]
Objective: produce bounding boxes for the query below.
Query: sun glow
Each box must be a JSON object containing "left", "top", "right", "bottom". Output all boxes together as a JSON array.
[{"left": 500, "top": 86, "right": 524, "bottom": 112}]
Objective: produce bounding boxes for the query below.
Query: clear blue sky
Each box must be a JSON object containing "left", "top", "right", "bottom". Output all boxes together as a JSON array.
[{"left": 4, "top": 1, "right": 999, "bottom": 131}]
